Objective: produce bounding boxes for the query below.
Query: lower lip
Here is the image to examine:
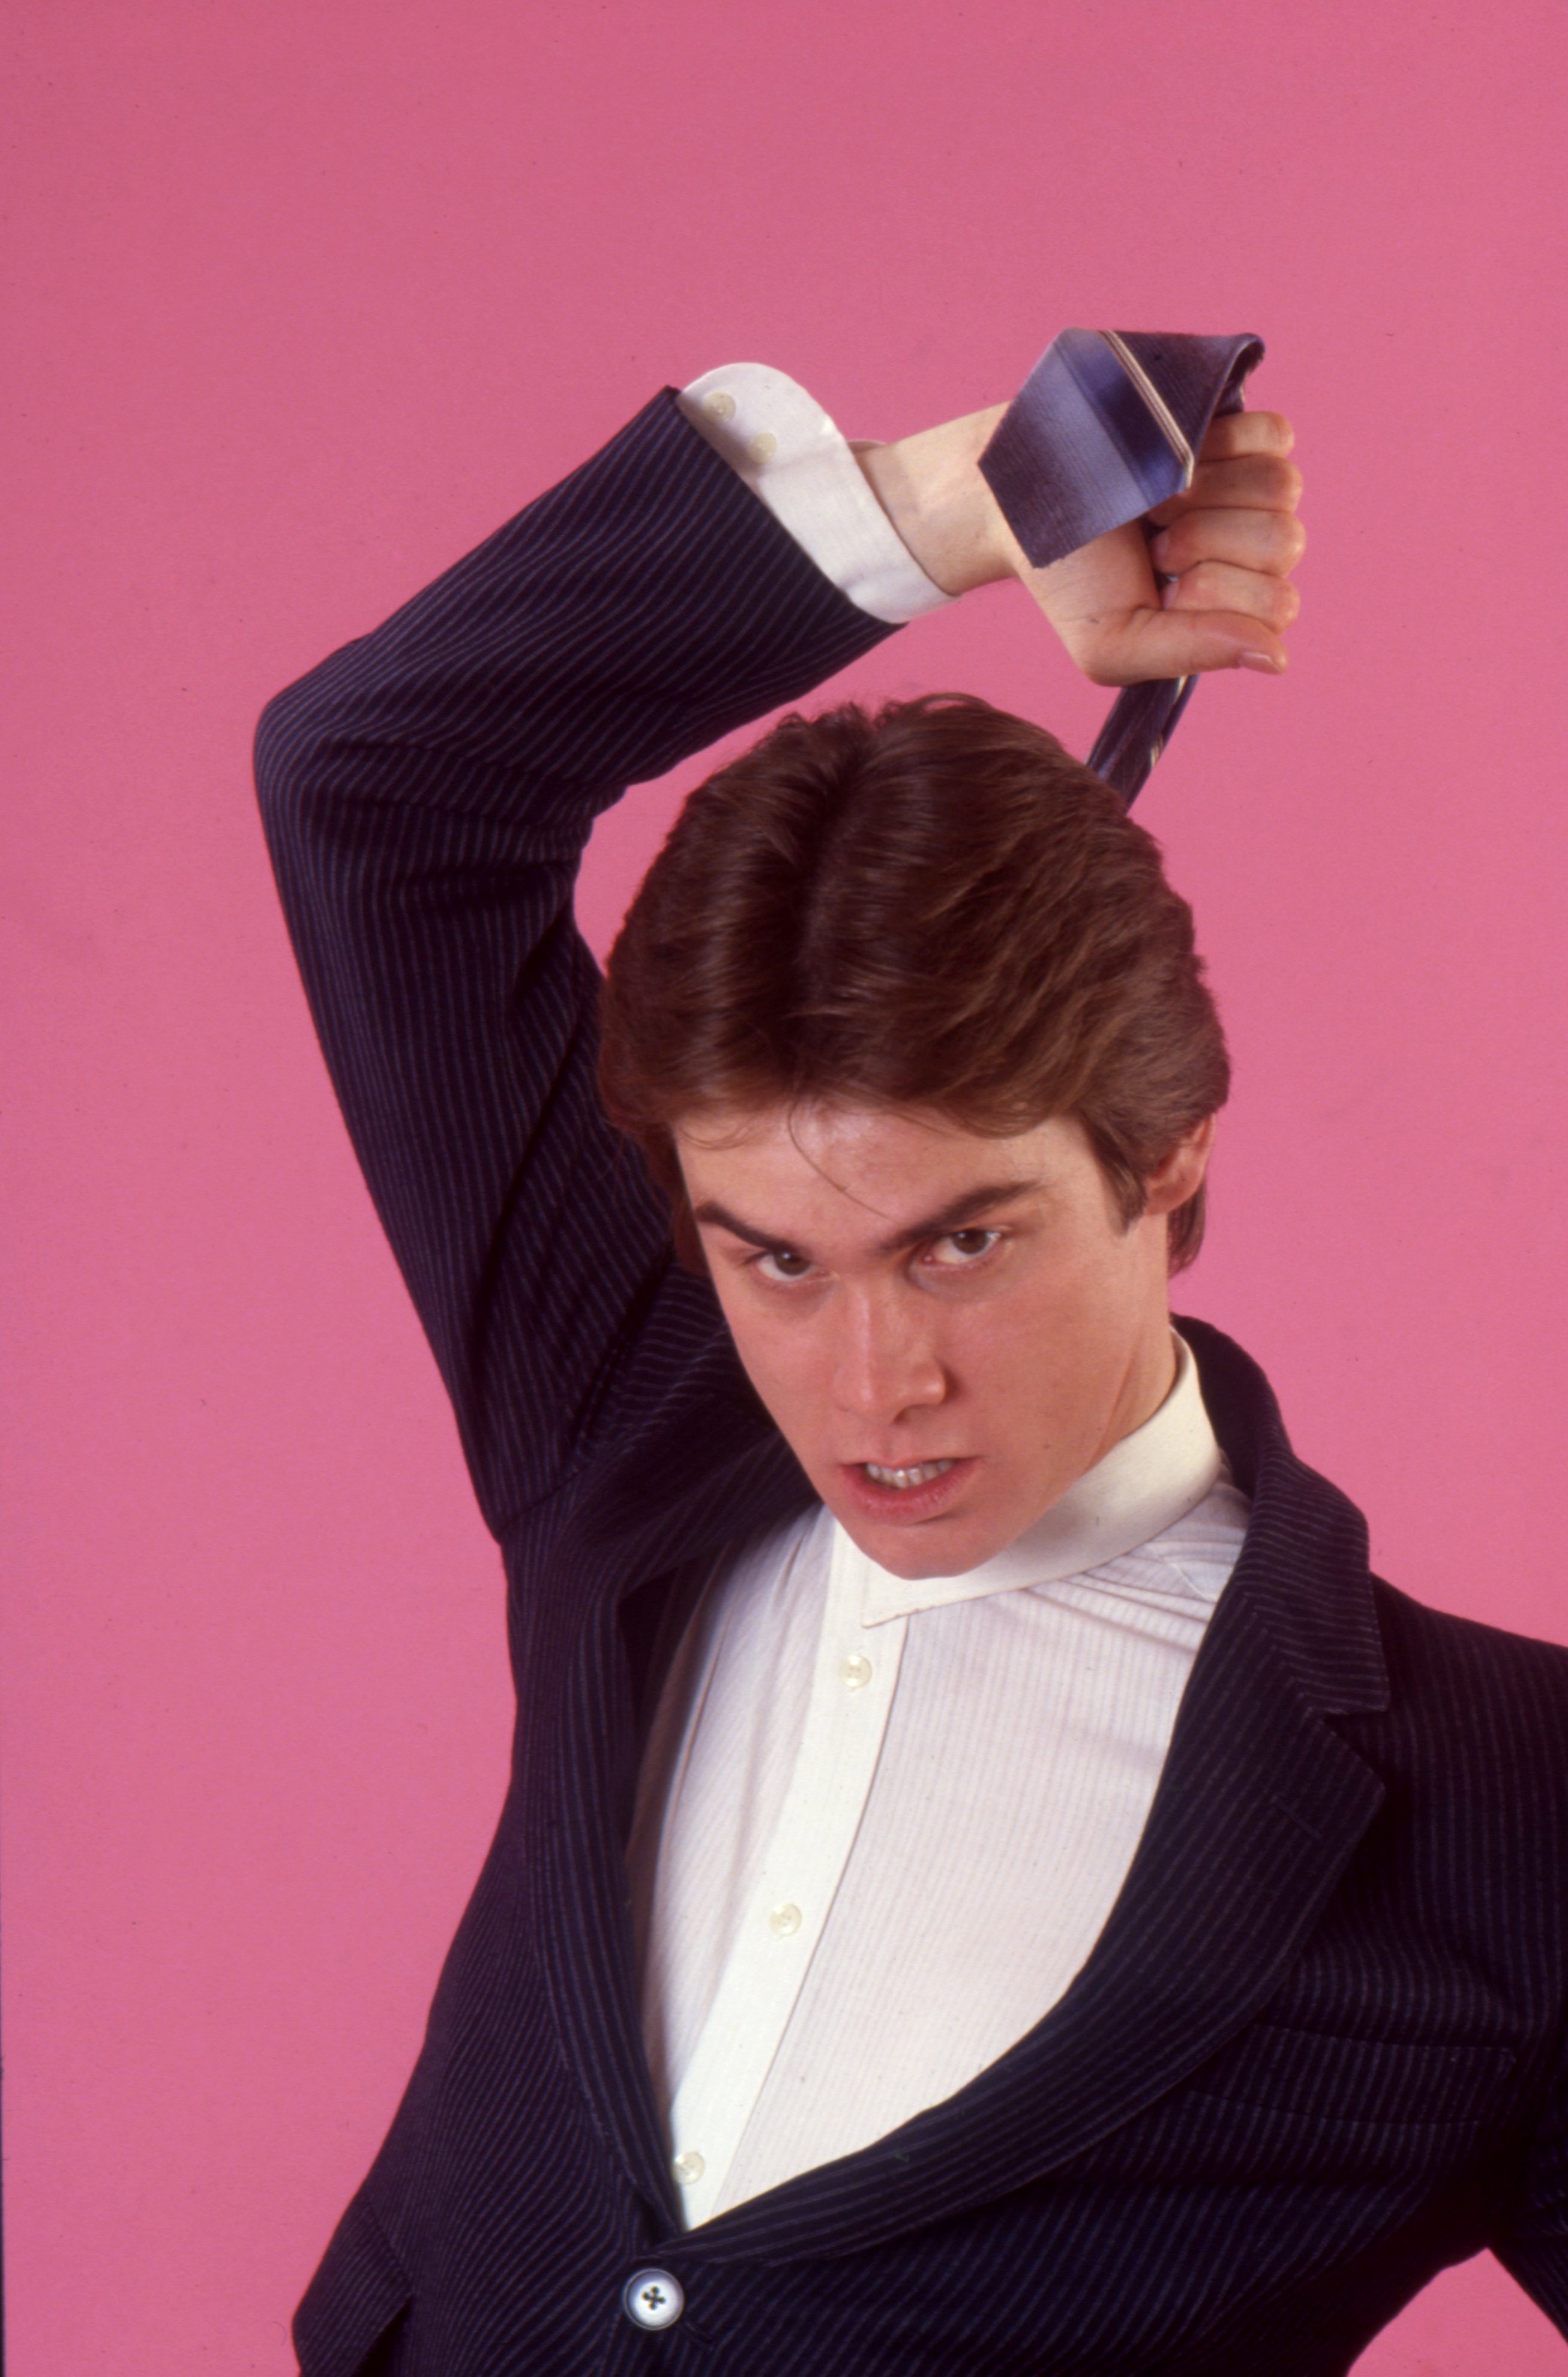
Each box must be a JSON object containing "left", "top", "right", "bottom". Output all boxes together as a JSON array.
[{"left": 837, "top": 1457, "right": 978, "bottom": 1525}]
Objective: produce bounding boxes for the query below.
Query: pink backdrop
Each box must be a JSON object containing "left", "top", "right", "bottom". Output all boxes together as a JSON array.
[{"left": 6, "top": 2, "right": 1567, "bottom": 2368}]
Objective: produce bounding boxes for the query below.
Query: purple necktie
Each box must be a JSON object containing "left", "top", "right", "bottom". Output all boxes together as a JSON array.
[{"left": 979, "top": 329, "right": 1264, "bottom": 804}]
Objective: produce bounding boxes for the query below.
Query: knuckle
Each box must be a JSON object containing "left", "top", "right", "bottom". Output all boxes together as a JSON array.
[{"left": 1263, "top": 517, "right": 1305, "bottom": 569}]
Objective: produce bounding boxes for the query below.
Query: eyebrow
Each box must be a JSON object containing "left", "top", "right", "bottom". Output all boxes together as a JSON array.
[{"left": 691, "top": 1178, "right": 1044, "bottom": 1263}]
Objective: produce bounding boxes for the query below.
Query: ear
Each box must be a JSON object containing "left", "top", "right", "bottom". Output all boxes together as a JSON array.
[{"left": 1141, "top": 1113, "right": 1217, "bottom": 1217}]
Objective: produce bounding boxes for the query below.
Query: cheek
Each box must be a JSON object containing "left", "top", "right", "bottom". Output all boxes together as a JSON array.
[{"left": 957, "top": 1250, "right": 1143, "bottom": 1391}]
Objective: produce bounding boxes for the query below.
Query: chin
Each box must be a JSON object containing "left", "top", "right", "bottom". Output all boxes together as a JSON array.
[{"left": 835, "top": 1507, "right": 1006, "bottom": 1582}]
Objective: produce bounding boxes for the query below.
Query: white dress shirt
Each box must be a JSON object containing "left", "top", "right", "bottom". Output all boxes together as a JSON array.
[{"left": 628, "top": 371, "right": 1249, "bottom": 2230}]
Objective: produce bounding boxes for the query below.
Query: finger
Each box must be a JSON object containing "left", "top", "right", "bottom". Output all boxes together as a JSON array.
[
  {"left": 1197, "top": 410, "right": 1294, "bottom": 463},
  {"left": 1146, "top": 452, "right": 1302, "bottom": 526},
  {"left": 1070, "top": 606, "right": 1288, "bottom": 687},
  {"left": 1160, "top": 560, "right": 1300, "bottom": 631},
  {"left": 1150, "top": 506, "right": 1306, "bottom": 577}
]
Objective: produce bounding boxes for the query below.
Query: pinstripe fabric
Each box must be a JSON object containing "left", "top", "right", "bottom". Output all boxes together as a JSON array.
[{"left": 257, "top": 391, "right": 1568, "bottom": 2376}]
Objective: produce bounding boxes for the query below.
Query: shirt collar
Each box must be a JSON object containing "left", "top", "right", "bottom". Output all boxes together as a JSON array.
[{"left": 857, "top": 1331, "right": 1222, "bottom": 1627}]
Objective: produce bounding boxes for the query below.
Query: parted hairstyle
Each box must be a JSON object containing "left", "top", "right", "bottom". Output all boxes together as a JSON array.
[{"left": 597, "top": 693, "right": 1230, "bottom": 1274}]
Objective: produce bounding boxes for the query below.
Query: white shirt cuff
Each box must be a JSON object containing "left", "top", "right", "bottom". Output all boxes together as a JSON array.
[{"left": 677, "top": 364, "right": 952, "bottom": 626}]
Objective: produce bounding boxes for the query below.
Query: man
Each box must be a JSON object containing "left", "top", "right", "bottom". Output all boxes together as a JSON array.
[{"left": 256, "top": 346, "right": 1568, "bottom": 2376}]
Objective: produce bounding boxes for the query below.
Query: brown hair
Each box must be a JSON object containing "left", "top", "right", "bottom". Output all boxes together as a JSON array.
[{"left": 598, "top": 693, "right": 1229, "bottom": 1273}]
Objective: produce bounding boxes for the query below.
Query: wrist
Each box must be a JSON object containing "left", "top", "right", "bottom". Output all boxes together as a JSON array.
[{"left": 853, "top": 405, "right": 1012, "bottom": 597}]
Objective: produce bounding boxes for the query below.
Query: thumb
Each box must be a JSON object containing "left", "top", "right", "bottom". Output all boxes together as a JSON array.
[{"left": 1076, "top": 607, "right": 1288, "bottom": 688}]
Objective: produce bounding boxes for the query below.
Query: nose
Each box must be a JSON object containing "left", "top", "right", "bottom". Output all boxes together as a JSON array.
[{"left": 829, "top": 1284, "right": 948, "bottom": 1424}]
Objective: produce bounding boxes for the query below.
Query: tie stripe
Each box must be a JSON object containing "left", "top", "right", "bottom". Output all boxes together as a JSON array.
[{"left": 1100, "top": 331, "right": 1197, "bottom": 483}]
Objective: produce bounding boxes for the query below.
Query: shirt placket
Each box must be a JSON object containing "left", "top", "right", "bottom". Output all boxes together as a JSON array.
[{"left": 664, "top": 1522, "right": 907, "bottom": 2226}]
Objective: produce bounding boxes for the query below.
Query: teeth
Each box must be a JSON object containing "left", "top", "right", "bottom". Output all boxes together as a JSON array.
[{"left": 863, "top": 1459, "right": 956, "bottom": 1490}]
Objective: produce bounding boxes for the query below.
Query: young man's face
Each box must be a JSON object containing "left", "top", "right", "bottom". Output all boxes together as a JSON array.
[{"left": 676, "top": 1101, "right": 1213, "bottom": 1580}]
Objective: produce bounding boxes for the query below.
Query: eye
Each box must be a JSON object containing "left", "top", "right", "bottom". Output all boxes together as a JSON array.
[
  {"left": 924, "top": 1228, "right": 1003, "bottom": 1270},
  {"left": 751, "top": 1247, "right": 817, "bottom": 1285}
]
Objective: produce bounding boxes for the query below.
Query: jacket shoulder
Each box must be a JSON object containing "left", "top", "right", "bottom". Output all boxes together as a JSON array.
[
  {"left": 1366, "top": 1574, "right": 1568, "bottom": 1794},
  {"left": 1373, "top": 1573, "right": 1568, "bottom": 1685}
]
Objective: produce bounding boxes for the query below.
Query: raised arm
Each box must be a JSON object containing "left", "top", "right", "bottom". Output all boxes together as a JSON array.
[
  {"left": 254, "top": 390, "right": 897, "bottom": 1535},
  {"left": 254, "top": 367, "right": 1303, "bottom": 1540}
]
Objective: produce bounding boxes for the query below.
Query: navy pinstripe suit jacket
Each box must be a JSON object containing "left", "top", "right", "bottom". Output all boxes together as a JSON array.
[{"left": 257, "top": 390, "right": 1568, "bottom": 2376}]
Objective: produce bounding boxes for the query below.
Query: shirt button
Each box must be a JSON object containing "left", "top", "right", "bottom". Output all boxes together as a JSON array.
[
  {"left": 672, "top": 2150, "right": 705, "bottom": 2185},
  {"left": 840, "top": 1653, "right": 872, "bottom": 1690},
  {"left": 748, "top": 429, "right": 778, "bottom": 464},
  {"left": 623, "top": 2268, "right": 685, "bottom": 2330},
  {"left": 769, "top": 1902, "right": 802, "bottom": 1936},
  {"left": 701, "top": 389, "right": 736, "bottom": 420}
]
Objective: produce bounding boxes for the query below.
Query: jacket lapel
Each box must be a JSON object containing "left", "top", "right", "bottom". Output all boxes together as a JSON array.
[
  {"left": 533, "top": 1402, "right": 817, "bottom": 2227},
  {"left": 677, "top": 1318, "right": 1394, "bottom": 2261}
]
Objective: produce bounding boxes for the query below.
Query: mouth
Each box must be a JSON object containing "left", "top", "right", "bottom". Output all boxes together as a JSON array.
[
  {"left": 838, "top": 1456, "right": 977, "bottom": 1523},
  {"left": 863, "top": 1459, "right": 955, "bottom": 1490}
]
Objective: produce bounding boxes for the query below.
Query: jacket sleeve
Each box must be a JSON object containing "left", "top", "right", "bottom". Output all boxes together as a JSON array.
[
  {"left": 254, "top": 390, "right": 898, "bottom": 1536},
  {"left": 1493, "top": 2013, "right": 1568, "bottom": 2336}
]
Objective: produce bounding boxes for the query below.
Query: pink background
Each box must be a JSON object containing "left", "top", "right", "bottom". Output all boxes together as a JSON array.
[{"left": 5, "top": 2, "right": 1567, "bottom": 2369}]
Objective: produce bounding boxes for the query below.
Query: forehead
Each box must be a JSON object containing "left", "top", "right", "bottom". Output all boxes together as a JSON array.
[{"left": 673, "top": 1100, "right": 1097, "bottom": 1241}]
